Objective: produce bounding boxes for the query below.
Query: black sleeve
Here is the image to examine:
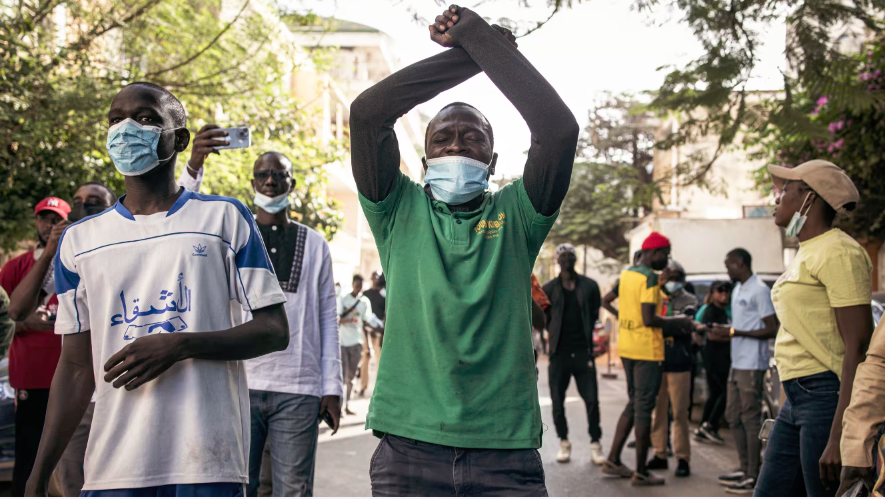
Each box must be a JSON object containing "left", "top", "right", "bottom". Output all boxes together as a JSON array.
[
  {"left": 588, "top": 280, "right": 601, "bottom": 324},
  {"left": 350, "top": 49, "right": 482, "bottom": 203},
  {"left": 444, "top": 8, "right": 580, "bottom": 216}
]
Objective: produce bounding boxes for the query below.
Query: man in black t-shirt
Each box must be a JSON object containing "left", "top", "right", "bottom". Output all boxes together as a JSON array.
[
  {"left": 359, "top": 271, "right": 386, "bottom": 396},
  {"left": 543, "top": 243, "right": 604, "bottom": 466}
]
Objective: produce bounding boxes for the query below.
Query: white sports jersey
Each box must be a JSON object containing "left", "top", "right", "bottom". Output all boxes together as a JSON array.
[{"left": 53, "top": 189, "right": 286, "bottom": 490}]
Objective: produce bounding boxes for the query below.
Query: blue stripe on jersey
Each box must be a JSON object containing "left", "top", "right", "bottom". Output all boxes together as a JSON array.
[{"left": 54, "top": 206, "right": 117, "bottom": 296}]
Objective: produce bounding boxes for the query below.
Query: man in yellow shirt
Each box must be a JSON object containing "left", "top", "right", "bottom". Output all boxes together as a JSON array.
[{"left": 603, "top": 232, "right": 693, "bottom": 486}]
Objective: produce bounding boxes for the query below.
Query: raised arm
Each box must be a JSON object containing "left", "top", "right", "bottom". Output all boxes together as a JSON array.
[
  {"left": 439, "top": 6, "right": 580, "bottom": 215},
  {"left": 350, "top": 48, "right": 481, "bottom": 202}
]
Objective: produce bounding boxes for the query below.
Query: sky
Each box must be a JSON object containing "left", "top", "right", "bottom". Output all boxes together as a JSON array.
[{"left": 291, "top": 0, "right": 787, "bottom": 179}]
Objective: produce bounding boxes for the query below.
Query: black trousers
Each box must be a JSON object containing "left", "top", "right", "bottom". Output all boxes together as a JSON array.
[
  {"left": 12, "top": 388, "right": 50, "bottom": 497},
  {"left": 370, "top": 434, "right": 547, "bottom": 496},
  {"left": 701, "top": 346, "right": 730, "bottom": 431},
  {"left": 548, "top": 350, "right": 602, "bottom": 442}
]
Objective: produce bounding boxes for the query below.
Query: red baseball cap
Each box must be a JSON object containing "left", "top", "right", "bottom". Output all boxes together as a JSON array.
[
  {"left": 34, "top": 197, "right": 71, "bottom": 219},
  {"left": 641, "top": 231, "right": 671, "bottom": 251}
]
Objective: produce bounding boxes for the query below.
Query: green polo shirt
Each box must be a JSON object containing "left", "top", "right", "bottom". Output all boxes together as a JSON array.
[{"left": 359, "top": 172, "right": 557, "bottom": 449}]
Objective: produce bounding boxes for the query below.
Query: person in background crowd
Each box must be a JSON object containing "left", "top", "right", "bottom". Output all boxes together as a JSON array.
[
  {"left": 839, "top": 319, "right": 885, "bottom": 496},
  {"left": 753, "top": 160, "right": 874, "bottom": 497},
  {"left": 359, "top": 271, "right": 386, "bottom": 397},
  {"left": 0, "top": 287, "right": 13, "bottom": 356},
  {"left": 542, "top": 243, "right": 605, "bottom": 466},
  {"left": 25, "top": 82, "right": 289, "bottom": 497},
  {"left": 603, "top": 232, "right": 693, "bottom": 486},
  {"left": 532, "top": 274, "right": 551, "bottom": 355},
  {"left": 1, "top": 196, "right": 70, "bottom": 497},
  {"left": 601, "top": 250, "right": 643, "bottom": 318},
  {"left": 350, "top": 2, "right": 578, "bottom": 494},
  {"left": 694, "top": 281, "right": 732, "bottom": 446},
  {"left": 337, "top": 275, "right": 379, "bottom": 416},
  {"left": 216, "top": 150, "right": 340, "bottom": 497},
  {"left": 648, "top": 261, "right": 698, "bottom": 478},
  {"left": 707, "top": 248, "right": 777, "bottom": 495}
]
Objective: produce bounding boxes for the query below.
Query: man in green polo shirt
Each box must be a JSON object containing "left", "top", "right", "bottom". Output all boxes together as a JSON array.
[{"left": 349, "top": 4, "right": 579, "bottom": 496}]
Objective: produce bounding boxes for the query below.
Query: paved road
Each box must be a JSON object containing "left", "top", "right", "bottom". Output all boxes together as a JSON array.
[{"left": 315, "top": 356, "right": 739, "bottom": 497}]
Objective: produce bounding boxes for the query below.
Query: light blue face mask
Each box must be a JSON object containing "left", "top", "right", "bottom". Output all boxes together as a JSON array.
[
  {"left": 664, "top": 282, "right": 684, "bottom": 294},
  {"left": 785, "top": 191, "right": 815, "bottom": 239},
  {"left": 253, "top": 191, "right": 290, "bottom": 214},
  {"left": 106, "top": 118, "right": 181, "bottom": 176},
  {"left": 424, "top": 156, "right": 490, "bottom": 205}
]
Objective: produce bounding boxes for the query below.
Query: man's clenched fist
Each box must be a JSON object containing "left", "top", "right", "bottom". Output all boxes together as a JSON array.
[{"left": 429, "top": 5, "right": 519, "bottom": 49}]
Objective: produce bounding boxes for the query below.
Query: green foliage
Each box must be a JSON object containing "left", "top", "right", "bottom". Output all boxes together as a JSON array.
[
  {"left": 0, "top": 0, "right": 342, "bottom": 250},
  {"left": 546, "top": 95, "right": 661, "bottom": 261}
]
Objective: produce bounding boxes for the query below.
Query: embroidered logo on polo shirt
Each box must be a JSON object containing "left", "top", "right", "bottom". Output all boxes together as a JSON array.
[
  {"left": 475, "top": 212, "right": 506, "bottom": 239},
  {"left": 192, "top": 244, "right": 208, "bottom": 257}
]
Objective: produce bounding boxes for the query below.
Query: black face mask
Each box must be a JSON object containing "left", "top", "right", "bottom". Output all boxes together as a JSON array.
[
  {"left": 69, "top": 202, "right": 107, "bottom": 222},
  {"left": 651, "top": 259, "right": 668, "bottom": 271}
]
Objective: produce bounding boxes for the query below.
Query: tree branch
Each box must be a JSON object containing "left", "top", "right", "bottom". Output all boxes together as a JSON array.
[{"left": 144, "top": 0, "right": 251, "bottom": 78}]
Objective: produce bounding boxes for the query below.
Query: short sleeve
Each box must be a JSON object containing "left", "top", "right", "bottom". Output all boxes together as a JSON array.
[
  {"left": 640, "top": 274, "right": 659, "bottom": 305},
  {"left": 818, "top": 248, "right": 872, "bottom": 308},
  {"left": 228, "top": 201, "right": 286, "bottom": 312},
  {"left": 54, "top": 229, "right": 90, "bottom": 334},
  {"left": 358, "top": 172, "right": 410, "bottom": 249},
  {"left": 755, "top": 282, "right": 776, "bottom": 318},
  {"left": 513, "top": 179, "right": 559, "bottom": 255}
]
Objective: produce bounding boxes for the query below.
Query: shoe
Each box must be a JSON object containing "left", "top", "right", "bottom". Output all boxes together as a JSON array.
[
  {"left": 718, "top": 470, "right": 746, "bottom": 486},
  {"left": 602, "top": 460, "right": 633, "bottom": 478},
  {"left": 675, "top": 459, "right": 690, "bottom": 477},
  {"left": 646, "top": 456, "right": 668, "bottom": 470},
  {"left": 725, "top": 477, "right": 756, "bottom": 495},
  {"left": 590, "top": 441, "right": 606, "bottom": 466},
  {"left": 631, "top": 472, "right": 665, "bottom": 486},
  {"left": 556, "top": 440, "right": 571, "bottom": 463},
  {"left": 693, "top": 428, "right": 711, "bottom": 443},
  {"left": 699, "top": 422, "right": 725, "bottom": 445}
]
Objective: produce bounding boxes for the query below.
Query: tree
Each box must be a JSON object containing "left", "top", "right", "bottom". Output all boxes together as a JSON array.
[
  {"left": 546, "top": 95, "right": 661, "bottom": 262},
  {"left": 0, "top": 0, "right": 342, "bottom": 250}
]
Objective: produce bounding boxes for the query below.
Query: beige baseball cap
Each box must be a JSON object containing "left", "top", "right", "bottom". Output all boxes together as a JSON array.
[{"left": 768, "top": 160, "right": 859, "bottom": 212}]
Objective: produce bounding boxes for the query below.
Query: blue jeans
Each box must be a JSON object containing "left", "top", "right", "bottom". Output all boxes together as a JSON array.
[
  {"left": 755, "top": 371, "right": 840, "bottom": 497},
  {"left": 81, "top": 483, "right": 243, "bottom": 496},
  {"left": 248, "top": 391, "right": 321, "bottom": 497}
]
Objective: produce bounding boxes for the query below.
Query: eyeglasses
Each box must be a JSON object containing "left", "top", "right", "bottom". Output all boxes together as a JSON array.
[{"left": 254, "top": 171, "right": 291, "bottom": 182}]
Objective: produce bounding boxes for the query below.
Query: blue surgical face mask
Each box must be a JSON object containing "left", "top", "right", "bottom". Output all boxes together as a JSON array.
[
  {"left": 785, "top": 191, "right": 815, "bottom": 239},
  {"left": 664, "top": 282, "right": 684, "bottom": 294},
  {"left": 253, "top": 191, "right": 290, "bottom": 214},
  {"left": 106, "top": 118, "right": 181, "bottom": 176},
  {"left": 423, "top": 156, "right": 490, "bottom": 205}
]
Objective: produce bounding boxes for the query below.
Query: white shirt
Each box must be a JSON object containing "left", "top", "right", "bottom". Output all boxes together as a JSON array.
[
  {"left": 54, "top": 190, "right": 286, "bottom": 490},
  {"left": 243, "top": 222, "right": 343, "bottom": 398},
  {"left": 731, "top": 274, "right": 776, "bottom": 370},
  {"left": 337, "top": 293, "right": 379, "bottom": 347}
]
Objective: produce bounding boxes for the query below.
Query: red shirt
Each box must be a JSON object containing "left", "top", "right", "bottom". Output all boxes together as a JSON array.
[{"left": 0, "top": 251, "right": 61, "bottom": 389}]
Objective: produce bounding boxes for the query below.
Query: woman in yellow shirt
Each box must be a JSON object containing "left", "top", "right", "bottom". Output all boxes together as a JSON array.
[{"left": 755, "top": 160, "right": 874, "bottom": 497}]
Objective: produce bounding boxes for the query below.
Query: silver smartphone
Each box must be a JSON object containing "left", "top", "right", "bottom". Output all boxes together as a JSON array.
[
  {"left": 215, "top": 127, "right": 251, "bottom": 150},
  {"left": 759, "top": 418, "right": 776, "bottom": 441}
]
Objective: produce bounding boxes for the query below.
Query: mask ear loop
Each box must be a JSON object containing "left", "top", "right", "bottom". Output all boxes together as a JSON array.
[
  {"left": 798, "top": 190, "right": 816, "bottom": 218},
  {"left": 157, "top": 128, "right": 184, "bottom": 163}
]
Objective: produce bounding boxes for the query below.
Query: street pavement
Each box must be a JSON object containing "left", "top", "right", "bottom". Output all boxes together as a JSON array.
[{"left": 315, "top": 356, "right": 738, "bottom": 497}]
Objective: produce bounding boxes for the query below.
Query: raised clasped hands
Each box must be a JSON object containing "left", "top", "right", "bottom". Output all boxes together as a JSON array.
[{"left": 429, "top": 5, "right": 517, "bottom": 48}]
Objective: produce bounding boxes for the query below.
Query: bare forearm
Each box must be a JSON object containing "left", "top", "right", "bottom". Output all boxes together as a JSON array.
[
  {"left": 602, "top": 304, "right": 618, "bottom": 317},
  {"left": 8, "top": 256, "right": 51, "bottom": 320},
  {"left": 832, "top": 342, "right": 868, "bottom": 443},
  {"left": 29, "top": 360, "right": 94, "bottom": 490},
  {"left": 734, "top": 327, "right": 777, "bottom": 340},
  {"left": 178, "top": 304, "right": 289, "bottom": 361}
]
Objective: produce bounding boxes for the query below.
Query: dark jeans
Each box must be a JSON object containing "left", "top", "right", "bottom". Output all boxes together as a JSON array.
[
  {"left": 701, "top": 347, "right": 730, "bottom": 430},
  {"left": 549, "top": 350, "right": 602, "bottom": 442},
  {"left": 755, "top": 371, "right": 840, "bottom": 497},
  {"left": 81, "top": 483, "right": 243, "bottom": 497},
  {"left": 13, "top": 388, "right": 49, "bottom": 497},
  {"left": 248, "top": 391, "right": 321, "bottom": 497},
  {"left": 726, "top": 368, "right": 765, "bottom": 479},
  {"left": 370, "top": 434, "right": 547, "bottom": 497},
  {"left": 620, "top": 358, "right": 662, "bottom": 427}
]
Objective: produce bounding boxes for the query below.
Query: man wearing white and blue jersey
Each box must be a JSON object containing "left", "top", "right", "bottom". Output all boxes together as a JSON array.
[{"left": 25, "top": 82, "right": 289, "bottom": 497}]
